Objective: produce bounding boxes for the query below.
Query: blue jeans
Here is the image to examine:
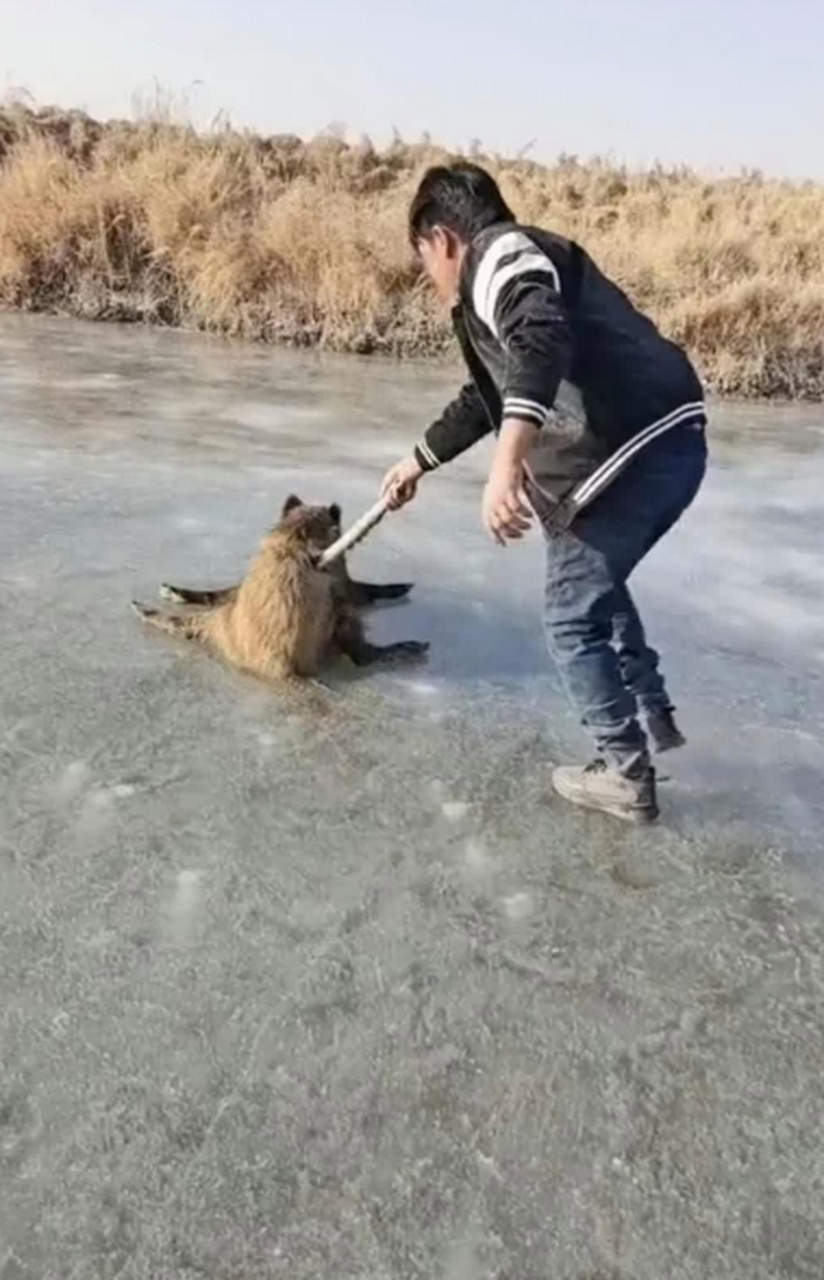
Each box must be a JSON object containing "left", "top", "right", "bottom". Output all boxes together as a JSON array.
[{"left": 540, "top": 423, "right": 707, "bottom": 775}]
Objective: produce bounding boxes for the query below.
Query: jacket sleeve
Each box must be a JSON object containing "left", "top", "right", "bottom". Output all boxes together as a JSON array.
[
  {"left": 473, "top": 231, "right": 574, "bottom": 429},
  {"left": 414, "top": 380, "right": 493, "bottom": 472}
]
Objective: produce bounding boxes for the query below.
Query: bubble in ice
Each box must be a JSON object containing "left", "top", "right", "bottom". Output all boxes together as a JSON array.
[
  {"left": 464, "top": 838, "right": 493, "bottom": 873},
  {"left": 53, "top": 760, "right": 91, "bottom": 803},
  {"left": 406, "top": 680, "right": 440, "bottom": 697},
  {"left": 502, "top": 891, "right": 533, "bottom": 921},
  {"left": 4, "top": 573, "right": 36, "bottom": 591},
  {"left": 442, "top": 801, "right": 471, "bottom": 823},
  {"left": 75, "top": 788, "right": 115, "bottom": 841},
  {"left": 167, "top": 869, "right": 202, "bottom": 946}
]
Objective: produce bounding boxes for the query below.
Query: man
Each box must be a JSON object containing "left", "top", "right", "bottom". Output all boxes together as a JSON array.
[{"left": 381, "top": 162, "right": 707, "bottom": 824}]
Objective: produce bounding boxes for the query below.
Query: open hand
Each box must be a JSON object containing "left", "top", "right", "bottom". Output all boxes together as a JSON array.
[
  {"left": 381, "top": 456, "right": 424, "bottom": 510},
  {"left": 482, "top": 463, "right": 533, "bottom": 545}
]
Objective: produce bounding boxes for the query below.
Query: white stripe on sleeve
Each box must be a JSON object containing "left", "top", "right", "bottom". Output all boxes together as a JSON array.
[
  {"left": 503, "top": 397, "right": 550, "bottom": 427},
  {"left": 417, "top": 438, "right": 441, "bottom": 469},
  {"left": 472, "top": 231, "right": 561, "bottom": 337}
]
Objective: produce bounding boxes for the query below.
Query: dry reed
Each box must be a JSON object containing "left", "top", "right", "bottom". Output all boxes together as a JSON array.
[{"left": 1, "top": 103, "right": 822, "bottom": 397}]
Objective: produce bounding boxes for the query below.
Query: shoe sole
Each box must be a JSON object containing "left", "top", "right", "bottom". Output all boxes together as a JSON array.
[
  {"left": 652, "top": 735, "right": 686, "bottom": 755},
  {"left": 552, "top": 777, "right": 659, "bottom": 825}
]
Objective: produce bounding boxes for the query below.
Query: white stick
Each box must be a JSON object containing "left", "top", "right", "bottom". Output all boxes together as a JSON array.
[{"left": 318, "top": 495, "right": 392, "bottom": 567}]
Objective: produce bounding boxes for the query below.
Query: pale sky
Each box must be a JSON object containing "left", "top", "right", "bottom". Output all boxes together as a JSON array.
[{"left": 4, "top": 0, "right": 824, "bottom": 179}]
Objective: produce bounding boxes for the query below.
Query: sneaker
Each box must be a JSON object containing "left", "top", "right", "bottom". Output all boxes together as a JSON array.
[
  {"left": 644, "top": 706, "right": 686, "bottom": 754},
  {"left": 552, "top": 759, "right": 659, "bottom": 825}
]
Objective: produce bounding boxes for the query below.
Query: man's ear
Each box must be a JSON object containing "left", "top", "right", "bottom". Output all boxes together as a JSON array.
[{"left": 441, "top": 226, "right": 462, "bottom": 259}]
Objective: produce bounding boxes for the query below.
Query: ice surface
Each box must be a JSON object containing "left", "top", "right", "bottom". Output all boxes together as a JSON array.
[{"left": 2, "top": 315, "right": 824, "bottom": 1277}]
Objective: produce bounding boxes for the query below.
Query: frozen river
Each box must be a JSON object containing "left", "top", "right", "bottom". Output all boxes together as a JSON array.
[{"left": 2, "top": 315, "right": 824, "bottom": 1278}]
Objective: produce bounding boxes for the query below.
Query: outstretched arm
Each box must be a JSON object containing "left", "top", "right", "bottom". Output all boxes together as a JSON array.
[
  {"left": 381, "top": 380, "right": 492, "bottom": 509},
  {"left": 413, "top": 380, "right": 493, "bottom": 474}
]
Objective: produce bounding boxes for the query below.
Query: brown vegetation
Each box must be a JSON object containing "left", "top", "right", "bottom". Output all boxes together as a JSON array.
[{"left": 1, "top": 102, "right": 822, "bottom": 397}]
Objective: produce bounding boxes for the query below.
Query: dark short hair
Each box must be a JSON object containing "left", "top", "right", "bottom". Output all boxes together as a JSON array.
[{"left": 408, "top": 163, "right": 515, "bottom": 248}]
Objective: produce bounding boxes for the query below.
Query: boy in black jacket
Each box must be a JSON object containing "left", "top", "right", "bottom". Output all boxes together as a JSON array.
[{"left": 382, "top": 163, "right": 707, "bottom": 824}]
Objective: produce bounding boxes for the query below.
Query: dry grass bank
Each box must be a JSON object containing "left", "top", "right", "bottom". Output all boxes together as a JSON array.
[{"left": 1, "top": 103, "right": 823, "bottom": 397}]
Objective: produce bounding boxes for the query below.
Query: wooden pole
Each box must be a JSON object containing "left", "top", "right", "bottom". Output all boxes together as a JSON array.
[{"left": 318, "top": 495, "right": 391, "bottom": 567}]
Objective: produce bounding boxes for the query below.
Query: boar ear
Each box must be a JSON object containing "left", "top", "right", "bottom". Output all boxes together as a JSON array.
[
  {"left": 282, "top": 494, "right": 302, "bottom": 517},
  {"left": 328, "top": 503, "right": 341, "bottom": 525}
]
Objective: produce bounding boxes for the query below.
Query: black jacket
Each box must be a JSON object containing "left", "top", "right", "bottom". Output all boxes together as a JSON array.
[{"left": 414, "top": 223, "right": 706, "bottom": 523}]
